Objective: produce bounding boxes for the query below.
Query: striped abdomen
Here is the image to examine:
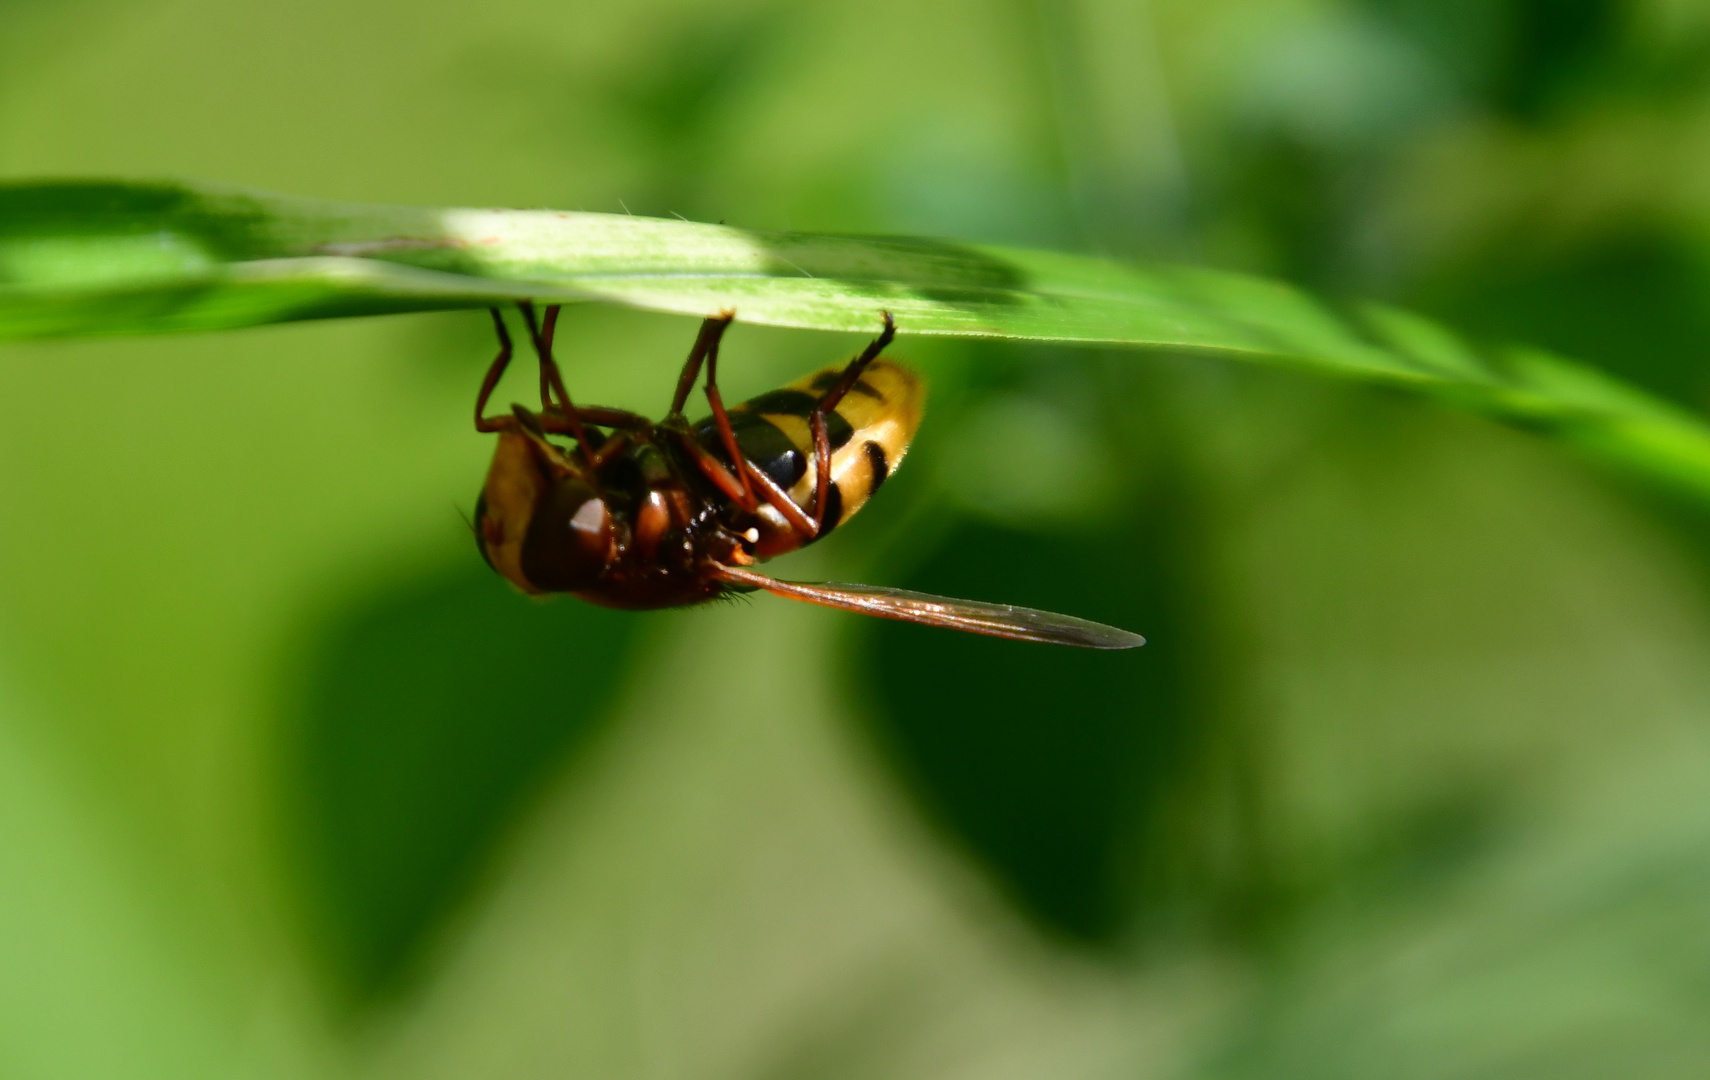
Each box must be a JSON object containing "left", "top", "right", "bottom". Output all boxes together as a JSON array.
[{"left": 693, "top": 359, "right": 924, "bottom": 557}]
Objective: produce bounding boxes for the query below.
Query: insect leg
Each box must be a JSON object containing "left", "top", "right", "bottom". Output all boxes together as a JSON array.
[
  {"left": 532, "top": 406, "right": 655, "bottom": 468},
  {"left": 814, "top": 311, "right": 897, "bottom": 414},
  {"left": 668, "top": 310, "right": 735, "bottom": 416},
  {"left": 699, "top": 319, "right": 756, "bottom": 507},
  {"left": 511, "top": 405, "right": 587, "bottom": 478},
  {"left": 538, "top": 304, "right": 562, "bottom": 412},
  {"left": 535, "top": 405, "right": 653, "bottom": 433},
  {"left": 742, "top": 458, "right": 820, "bottom": 537},
  {"left": 809, "top": 414, "right": 831, "bottom": 536},
  {"left": 475, "top": 308, "right": 517, "bottom": 433},
  {"left": 807, "top": 311, "right": 896, "bottom": 531},
  {"left": 518, "top": 301, "right": 597, "bottom": 470},
  {"left": 588, "top": 431, "right": 632, "bottom": 467},
  {"left": 674, "top": 429, "right": 759, "bottom": 509},
  {"left": 670, "top": 427, "right": 815, "bottom": 535}
]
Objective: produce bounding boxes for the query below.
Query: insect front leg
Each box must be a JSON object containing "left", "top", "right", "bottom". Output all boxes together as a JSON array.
[
  {"left": 475, "top": 308, "right": 516, "bottom": 432},
  {"left": 518, "top": 301, "right": 597, "bottom": 470},
  {"left": 533, "top": 406, "right": 653, "bottom": 467},
  {"left": 510, "top": 404, "right": 588, "bottom": 479},
  {"left": 538, "top": 304, "right": 563, "bottom": 413}
]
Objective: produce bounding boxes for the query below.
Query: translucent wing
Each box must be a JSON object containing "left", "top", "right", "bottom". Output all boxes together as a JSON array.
[{"left": 712, "top": 564, "right": 1144, "bottom": 650}]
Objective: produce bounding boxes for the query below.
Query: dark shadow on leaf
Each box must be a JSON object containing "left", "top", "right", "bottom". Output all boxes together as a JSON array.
[
  {"left": 755, "top": 232, "right": 1028, "bottom": 302},
  {"left": 0, "top": 179, "right": 271, "bottom": 261},
  {"left": 282, "top": 560, "right": 638, "bottom": 1008}
]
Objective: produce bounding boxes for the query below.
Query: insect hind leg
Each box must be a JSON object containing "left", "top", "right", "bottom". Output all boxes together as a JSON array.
[{"left": 808, "top": 311, "right": 895, "bottom": 533}]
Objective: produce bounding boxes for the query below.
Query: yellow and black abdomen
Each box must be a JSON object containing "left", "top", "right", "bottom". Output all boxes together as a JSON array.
[{"left": 693, "top": 359, "right": 924, "bottom": 557}]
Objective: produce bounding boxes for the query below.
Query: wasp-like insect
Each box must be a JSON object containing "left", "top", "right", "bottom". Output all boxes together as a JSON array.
[{"left": 472, "top": 303, "right": 1143, "bottom": 649}]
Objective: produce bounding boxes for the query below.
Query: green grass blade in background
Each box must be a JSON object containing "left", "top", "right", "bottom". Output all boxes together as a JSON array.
[{"left": 5, "top": 178, "right": 1710, "bottom": 503}]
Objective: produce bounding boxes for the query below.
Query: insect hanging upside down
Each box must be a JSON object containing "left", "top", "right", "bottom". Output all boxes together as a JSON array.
[{"left": 472, "top": 303, "right": 1144, "bottom": 649}]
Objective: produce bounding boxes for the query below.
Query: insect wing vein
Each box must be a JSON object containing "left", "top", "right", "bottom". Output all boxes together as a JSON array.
[{"left": 713, "top": 565, "right": 1144, "bottom": 649}]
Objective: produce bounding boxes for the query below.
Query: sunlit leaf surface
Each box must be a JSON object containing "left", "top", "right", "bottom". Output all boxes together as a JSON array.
[{"left": 6, "top": 179, "right": 1710, "bottom": 506}]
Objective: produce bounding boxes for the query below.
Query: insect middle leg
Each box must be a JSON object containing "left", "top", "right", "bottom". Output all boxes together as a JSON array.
[
  {"left": 476, "top": 305, "right": 617, "bottom": 440},
  {"left": 699, "top": 321, "right": 760, "bottom": 509},
  {"left": 667, "top": 308, "right": 832, "bottom": 541},
  {"left": 668, "top": 310, "right": 759, "bottom": 503},
  {"left": 689, "top": 315, "right": 826, "bottom": 535},
  {"left": 668, "top": 310, "right": 736, "bottom": 416},
  {"left": 807, "top": 311, "right": 895, "bottom": 533},
  {"left": 672, "top": 428, "right": 819, "bottom": 537},
  {"left": 534, "top": 405, "right": 654, "bottom": 467}
]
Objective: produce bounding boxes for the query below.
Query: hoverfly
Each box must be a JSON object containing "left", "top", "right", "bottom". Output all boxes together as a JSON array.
[{"left": 472, "top": 303, "right": 1143, "bottom": 649}]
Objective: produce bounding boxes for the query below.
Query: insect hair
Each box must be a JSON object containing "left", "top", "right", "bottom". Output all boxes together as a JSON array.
[{"left": 703, "top": 586, "right": 756, "bottom": 609}]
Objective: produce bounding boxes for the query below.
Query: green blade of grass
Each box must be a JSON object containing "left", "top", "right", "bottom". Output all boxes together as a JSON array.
[{"left": 5, "top": 178, "right": 1710, "bottom": 504}]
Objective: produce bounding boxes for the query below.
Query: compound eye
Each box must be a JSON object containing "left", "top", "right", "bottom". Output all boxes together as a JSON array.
[
  {"left": 570, "top": 497, "right": 609, "bottom": 545},
  {"left": 521, "top": 480, "right": 612, "bottom": 592}
]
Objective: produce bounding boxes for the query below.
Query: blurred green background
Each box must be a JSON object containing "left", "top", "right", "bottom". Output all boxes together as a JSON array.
[{"left": 5, "top": 0, "right": 1710, "bottom": 1076}]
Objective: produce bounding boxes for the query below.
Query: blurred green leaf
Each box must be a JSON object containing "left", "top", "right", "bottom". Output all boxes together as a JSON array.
[
  {"left": 288, "top": 563, "right": 639, "bottom": 1006},
  {"left": 0, "top": 690, "right": 235, "bottom": 1080},
  {"left": 6, "top": 178, "right": 1710, "bottom": 508},
  {"left": 866, "top": 510, "right": 1200, "bottom": 943}
]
